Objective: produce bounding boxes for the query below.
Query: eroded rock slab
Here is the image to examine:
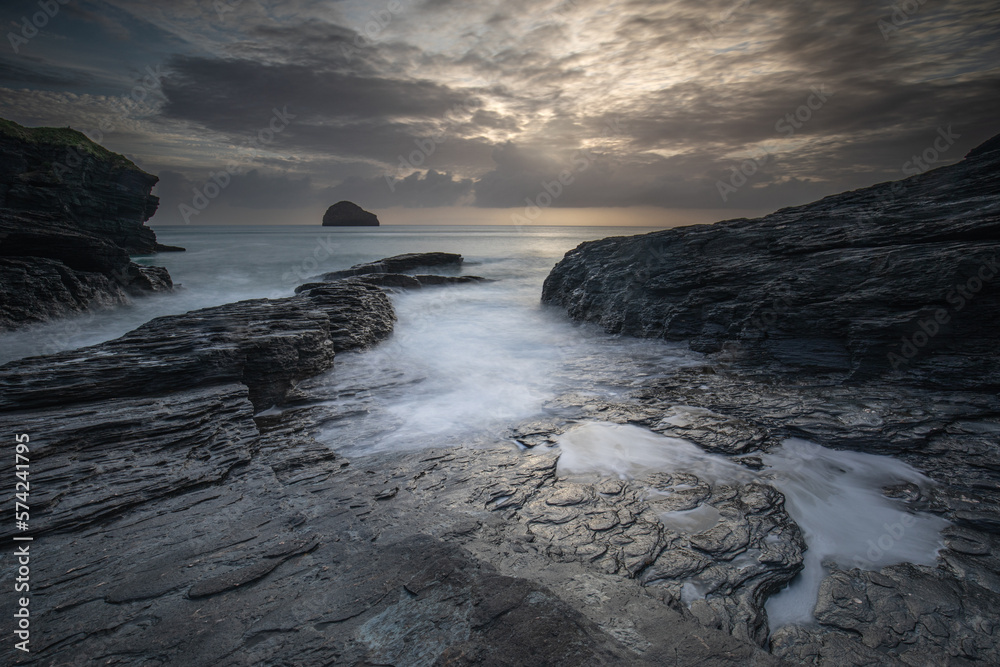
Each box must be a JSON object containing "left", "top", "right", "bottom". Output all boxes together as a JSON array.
[
  {"left": 318, "top": 252, "right": 463, "bottom": 279},
  {"left": 0, "top": 280, "right": 394, "bottom": 412}
]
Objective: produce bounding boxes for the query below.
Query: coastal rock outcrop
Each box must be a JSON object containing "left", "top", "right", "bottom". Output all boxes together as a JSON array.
[
  {"left": 541, "top": 132, "right": 1000, "bottom": 389},
  {"left": 0, "top": 118, "right": 179, "bottom": 330},
  {"left": 536, "top": 132, "right": 1000, "bottom": 664},
  {"left": 296, "top": 273, "right": 491, "bottom": 292},
  {"left": 306, "top": 251, "right": 490, "bottom": 290},
  {"left": 0, "top": 279, "right": 394, "bottom": 414},
  {"left": 318, "top": 251, "right": 464, "bottom": 279},
  {"left": 0, "top": 118, "right": 172, "bottom": 254},
  {"left": 0, "top": 272, "right": 776, "bottom": 666},
  {"left": 322, "top": 200, "right": 380, "bottom": 226}
]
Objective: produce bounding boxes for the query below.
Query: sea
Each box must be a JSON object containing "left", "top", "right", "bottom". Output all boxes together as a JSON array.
[
  {"left": 0, "top": 224, "right": 702, "bottom": 444},
  {"left": 0, "top": 223, "right": 949, "bottom": 628}
]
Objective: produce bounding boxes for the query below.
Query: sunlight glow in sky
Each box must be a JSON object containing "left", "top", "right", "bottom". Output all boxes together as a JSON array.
[{"left": 1, "top": 0, "right": 997, "bottom": 224}]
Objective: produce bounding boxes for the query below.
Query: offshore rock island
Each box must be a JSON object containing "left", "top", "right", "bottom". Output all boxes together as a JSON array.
[{"left": 322, "top": 200, "right": 380, "bottom": 226}]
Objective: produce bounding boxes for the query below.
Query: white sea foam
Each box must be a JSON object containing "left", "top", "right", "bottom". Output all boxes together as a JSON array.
[
  {"left": 554, "top": 421, "right": 949, "bottom": 628},
  {"left": 316, "top": 283, "right": 697, "bottom": 455},
  {"left": 761, "top": 438, "right": 949, "bottom": 628},
  {"left": 556, "top": 421, "right": 751, "bottom": 483}
]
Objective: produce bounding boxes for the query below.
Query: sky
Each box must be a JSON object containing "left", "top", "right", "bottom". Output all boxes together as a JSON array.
[{"left": 1, "top": 0, "right": 998, "bottom": 226}]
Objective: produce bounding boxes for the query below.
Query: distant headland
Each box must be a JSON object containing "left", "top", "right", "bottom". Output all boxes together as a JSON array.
[{"left": 322, "top": 201, "right": 379, "bottom": 226}]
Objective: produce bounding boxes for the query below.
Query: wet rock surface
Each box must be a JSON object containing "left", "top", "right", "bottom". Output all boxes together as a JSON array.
[
  {"left": 297, "top": 273, "right": 492, "bottom": 292},
  {"left": 0, "top": 358, "right": 782, "bottom": 665},
  {"left": 0, "top": 267, "right": 792, "bottom": 665},
  {"left": 635, "top": 368, "right": 1000, "bottom": 664},
  {"left": 7, "top": 300, "right": 1000, "bottom": 665},
  {"left": 8, "top": 323, "right": 999, "bottom": 666},
  {"left": 541, "top": 133, "right": 1000, "bottom": 389},
  {"left": 0, "top": 119, "right": 178, "bottom": 330},
  {"left": 319, "top": 251, "right": 464, "bottom": 279},
  {"left": 0, "top": 279, "right": 394, "bottom": 414},
  {"left": 536, "top": 132, "right": 1000, "bottom": 663}
]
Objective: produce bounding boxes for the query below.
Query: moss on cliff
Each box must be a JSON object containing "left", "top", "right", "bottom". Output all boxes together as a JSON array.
[{"left": 0, "top": 117, "right": 139, "bottom": 171}]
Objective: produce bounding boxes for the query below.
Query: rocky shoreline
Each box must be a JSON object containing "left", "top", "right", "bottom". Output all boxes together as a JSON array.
[
  {"left": 2, "top": 137, "right": 1000, "bottom": 665},
  {"left": 535, "top": 132, "right": 1000, "bottom": 663},
  {"left": 542, "top": 133, "right": 1000, "bottom": 390},
  {"left": 0, "top": 119, "right": 179, "bottom": 331}
]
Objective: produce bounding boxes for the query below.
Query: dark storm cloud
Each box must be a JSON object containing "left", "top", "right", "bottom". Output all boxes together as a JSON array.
[
  {"left": 155, "top": 168, "right": 323, "bottom": 224},
  {"left": 0, "top": 55, "right": 96, "bottom": 89},
  {"left": 324, "top": 169, "right": 474, "bottom": 208},
  {"left": 11, "top": 0, "right": 996, "bottom": 218},
  {"left": 156, "top": 165, "right": 473, "bottom": 220},
  {"left": 160, "top": 55, "right": 476, "bottom": 130}
]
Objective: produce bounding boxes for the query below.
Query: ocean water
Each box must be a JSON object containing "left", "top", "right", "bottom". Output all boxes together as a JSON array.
[
  {"left": 0, "top": 224, "right": 703, "bottom": 445},
  {"left": 0, "top": 224, "right": 650, "bottom": 363},
  {"left": 0, "top": 223, "right": 948, "bottom": 629}
]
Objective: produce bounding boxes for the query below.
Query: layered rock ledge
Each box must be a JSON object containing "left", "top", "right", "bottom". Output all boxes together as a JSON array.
[
  {"left": 0, "top": 118, "right": 179, "bottom": 330},
  {"left": 542, "top": 133, "right": 1000, "bottom": 389},
  {"left": 537, "top": 132, "right": 1000, "bottom": 663},
  {"left": 308, "top": 251, "right": 490, "bottom": 290},
  {"left": 0, "top": 267, "right": 777, "bottom": 666},
  {"left": 319, "top": 251, "right": 465, "bottom": 279}
]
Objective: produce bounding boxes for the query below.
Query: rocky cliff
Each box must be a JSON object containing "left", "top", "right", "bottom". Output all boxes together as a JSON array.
[
  {"left": 0, "top": 118, "right": 178, "bottom": 330},
  {"left": 542, "top": 133, "right": 1000, "bottom": 389}
]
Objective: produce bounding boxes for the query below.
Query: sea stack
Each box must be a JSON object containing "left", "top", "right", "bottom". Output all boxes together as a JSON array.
[{"left": 322, "top": 201, "right": 380, "bottom": 226}]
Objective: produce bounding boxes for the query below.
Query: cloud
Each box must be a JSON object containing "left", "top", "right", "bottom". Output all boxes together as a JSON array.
[
  {"left": 2, "top": 0, "right": 997, "bottom": 219},
  {"left": 325, "top": 169, "right": 475, "bottom": 208}
]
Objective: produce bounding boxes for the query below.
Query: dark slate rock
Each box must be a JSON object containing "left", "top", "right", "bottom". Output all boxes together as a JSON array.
[
  {"left": 322, "top": 200, "right": 379, "bottom": 226},
  {"left": 0, "top": 119, "right": 162, "bottom": 253},
  {"left": 541, "top": 133, "right": 1000, "bottom": 390},
  {"left": 0, "top": 279, "right": 394, "bottom": 412},
  {"left": 0, "top": 118, "right": 178, "bottom": 330},
  {"left": 319, "top": 252, "right": 463, "bottom": 279}
]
